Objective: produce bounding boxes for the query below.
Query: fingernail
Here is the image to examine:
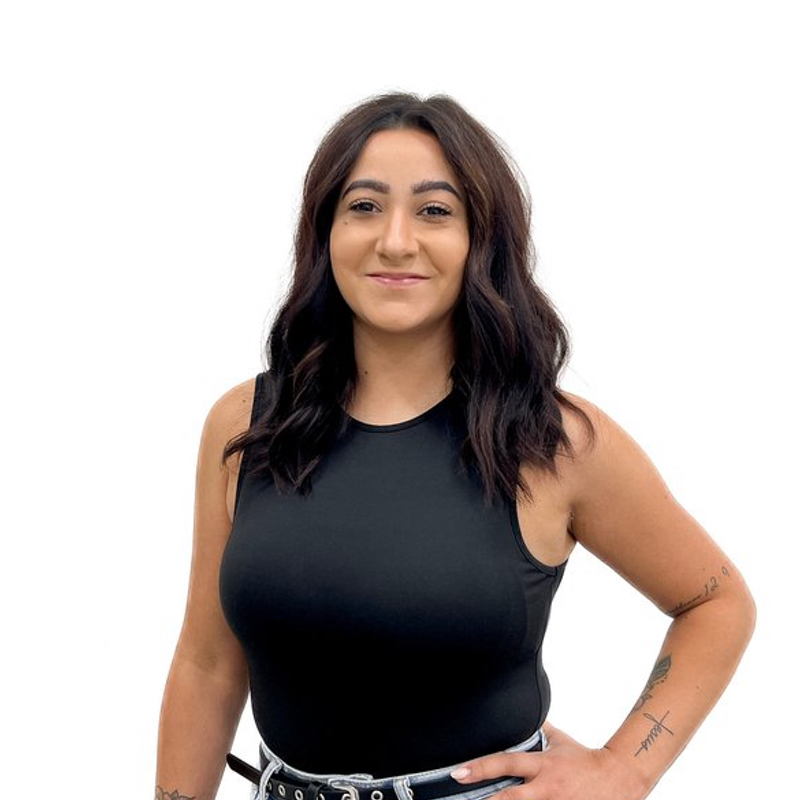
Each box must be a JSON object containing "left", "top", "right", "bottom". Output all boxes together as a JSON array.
[{"left": 450, "top": 767, "right": 471, "bottom": 780}]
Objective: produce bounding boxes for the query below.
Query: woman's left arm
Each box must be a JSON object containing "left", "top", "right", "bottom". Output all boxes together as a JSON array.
[{"left": 452, "top": 401, "right": 756, "bottom": 800}]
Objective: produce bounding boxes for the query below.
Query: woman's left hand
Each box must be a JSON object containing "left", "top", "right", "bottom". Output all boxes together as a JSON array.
[{"left": 450, "top": 723, "right": 646, "bottom": 800}]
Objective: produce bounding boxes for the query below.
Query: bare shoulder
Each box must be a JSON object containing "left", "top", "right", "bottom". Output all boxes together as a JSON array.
[
  {"left": 197, "top": 376, "right": 258, "bottom": 523},
  {"left": 557, "top": 390, "right": 640, "bottom": 475},
  {"left": 561, "top": 392, "right": 654, "bottom": 478},
  {"left": 205, "top": 375, "right": 258, "bottom": 446},
  {"left": 554, "top": 389, "right": 666, "bottom": 520},
  {"left": 558, "top": 390, "right": 603, "bottom": 459}
]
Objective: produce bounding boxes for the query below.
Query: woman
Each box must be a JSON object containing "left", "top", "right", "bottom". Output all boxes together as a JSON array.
[{"left": 155, "top": 93, "right": 755, "bottom": 800}]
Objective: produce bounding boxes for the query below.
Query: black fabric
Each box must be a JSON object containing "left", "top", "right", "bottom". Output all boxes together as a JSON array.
[{"left": 220, "top": 372, "right": 566, "bottom": 778}]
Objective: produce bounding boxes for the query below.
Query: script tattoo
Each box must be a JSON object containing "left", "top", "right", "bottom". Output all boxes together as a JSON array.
[
  {"left": 634, "top": 710, "right": 675, "bottom": 757},
  {"left": 668, "top": 564, "right": 732, "bottom": 616},
  {"left": 630, "top": 654, "right": 672, "bottom": 714},
  {"left": 666, "top": 594, "right": 702, "bottom": 616},
  {"left": 155, "top": 789, "right": 196, "bottom": 800}
]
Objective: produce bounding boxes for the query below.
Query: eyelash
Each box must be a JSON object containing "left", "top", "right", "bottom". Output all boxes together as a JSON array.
[
  {"left": 348, "top": 199, "right": 380, "bottom": 214},
  {"left": 420, "top": 203, "right": 452, "bottom": 218},
  {"left": 346, "top": 199, "right": 453, "bottom": 219}
]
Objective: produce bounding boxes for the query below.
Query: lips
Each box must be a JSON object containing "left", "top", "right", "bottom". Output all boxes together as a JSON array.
[{"left": 367, "top": 272, "right": 430, "bottom": 286}]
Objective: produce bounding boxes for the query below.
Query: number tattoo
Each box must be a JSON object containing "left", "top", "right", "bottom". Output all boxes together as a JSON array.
[{"left": 667, "top": 564, "right": 732, "bottom": 616}]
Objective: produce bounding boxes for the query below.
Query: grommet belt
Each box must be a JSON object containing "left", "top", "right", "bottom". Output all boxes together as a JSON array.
[
  {"left": 260, "top": 771, "right": 501, "bottom": 800},
  {"left": 226, "top": 737, "right": 543, "bottom": 800}
]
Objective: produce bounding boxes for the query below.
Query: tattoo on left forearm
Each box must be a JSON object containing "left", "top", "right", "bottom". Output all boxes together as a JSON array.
[
  {"left": 630, "top": 654, "right": 672, "bottom": 714},
  {"left": 634, "top": 710, "right": 674, "bottom": 757},
  {"left": 155, "top": 788, "right": 196, "bottom": 800}
]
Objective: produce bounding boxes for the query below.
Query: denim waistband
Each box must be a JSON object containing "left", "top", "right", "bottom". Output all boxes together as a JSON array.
[{"left": 256, "top": 728, "right": 546, "bottom": 800}]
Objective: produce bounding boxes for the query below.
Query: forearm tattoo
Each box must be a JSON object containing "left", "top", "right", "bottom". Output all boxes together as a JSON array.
[
  {"left": 630, "top": 654, "right": 672, "bottom": 714},
  {"left": 155, "top": 788, "right": 196, "bottom": 800},
  {"left": 634, "top": 709, "right": 674, "bottom": 757}
]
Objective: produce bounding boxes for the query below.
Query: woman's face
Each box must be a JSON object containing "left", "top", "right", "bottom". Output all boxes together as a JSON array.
[{"left": 329, "top": 128, "right": 470, "bottom": 342}]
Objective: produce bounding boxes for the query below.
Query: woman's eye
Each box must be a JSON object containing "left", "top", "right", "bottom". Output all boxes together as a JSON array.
[
  {"left": 348, "top": 199, "right": 380, "bottom": 214},
  {"left": 420, "top": 204, "right": 452, "bottom": 218}
]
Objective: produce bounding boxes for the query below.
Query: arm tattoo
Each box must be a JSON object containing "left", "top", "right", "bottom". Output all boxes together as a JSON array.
[
  {"left": 155, "top": 788, "right": 196, "bottom": 800},
  {"left": 634, "top": 709, "right": 675, "bottom": 757},
  {"left": 630, "top": 654, "right": 672, "bottom": 714},
  {"left": 667, "top": 564, "right": 732, "bottom": 616},
  {"left": 667, "top": 594, "right": 702, "bottom": 616}
]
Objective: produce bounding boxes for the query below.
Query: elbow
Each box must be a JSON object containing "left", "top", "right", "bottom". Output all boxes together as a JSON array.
[
  {"left": 739, "top": 580, "right": 758, "bottom": 644},
  {"left": 721, "top": 577, "right": 757, "bottom": 654},
  {"left": 677, "top": 576, "right": 757, "bottom": 655}
]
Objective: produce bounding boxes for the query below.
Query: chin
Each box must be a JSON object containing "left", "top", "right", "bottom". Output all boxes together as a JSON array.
[{"left": 357, "top": 312, "right": 454, "bottom": 339}]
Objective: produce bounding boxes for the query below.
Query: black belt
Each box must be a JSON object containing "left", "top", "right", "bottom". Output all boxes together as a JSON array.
[{"left": 226, "top": 739, "right": 542, "bottom": 800}]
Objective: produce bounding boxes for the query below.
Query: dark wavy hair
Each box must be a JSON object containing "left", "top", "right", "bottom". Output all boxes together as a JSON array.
[{"left": 223, "top": 92, "right": 594, "bottom": 505}]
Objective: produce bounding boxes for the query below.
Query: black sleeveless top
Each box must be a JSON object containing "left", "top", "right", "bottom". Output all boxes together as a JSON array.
[{"left": 219, "top": 372, "right": 566, "bottom": 777}]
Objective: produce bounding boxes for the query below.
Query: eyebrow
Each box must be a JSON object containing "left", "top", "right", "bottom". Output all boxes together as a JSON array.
[{"left": 341, "top": 178, "right": 463, "bottom": 202}]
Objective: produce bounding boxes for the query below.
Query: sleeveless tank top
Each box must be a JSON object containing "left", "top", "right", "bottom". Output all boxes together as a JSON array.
[{"left": 219, "top": 372, "right": 567, "bottom": 777}]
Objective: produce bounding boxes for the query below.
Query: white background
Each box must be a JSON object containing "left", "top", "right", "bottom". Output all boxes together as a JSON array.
[{"left": 1, "top": 1, "right": 797, "bottom": 797}]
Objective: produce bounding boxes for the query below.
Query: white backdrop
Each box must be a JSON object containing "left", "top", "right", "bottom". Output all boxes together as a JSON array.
[{"left": 1, "top": 1, "right": 797, "bottom": 798}]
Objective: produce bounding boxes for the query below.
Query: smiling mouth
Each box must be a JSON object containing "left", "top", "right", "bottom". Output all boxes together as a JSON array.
[{"left": 367, "top": 273, "right": 430, "bottom": 286}]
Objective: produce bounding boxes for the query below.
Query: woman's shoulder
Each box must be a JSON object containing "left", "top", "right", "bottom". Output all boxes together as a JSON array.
[
  {"left": 198, "top": 374, "right": 262, "bottom": 479},
  {"left": 554, "top": 389, "right": 636, "bottom": 490},
  {"left": 196, "top": 374, "right": 262, "bottom": 523},
  {"left": 557, "top": 389, "right": 604, "bottom": 461},
  {"left": 556, "top": 389, "right": 668, "bottom": 503},
  {"left": 205, "top": 374, "right": 260, "bottom": 445}
]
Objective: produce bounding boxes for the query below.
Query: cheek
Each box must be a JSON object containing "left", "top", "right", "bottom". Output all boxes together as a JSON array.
[
  {"left": 329, "top": 223, "right": 345, "bottom": 269},
  {"left": 329, "top": 221, "right": 368, "bottom": 273},
  {"left": 328, "top": 226, "right": 350, "bottom": 291},
  {"left": 436, "top": 236, "right": 470, "bottom": 284},
  {"left": 442, "top": 225, "right": 469, "bottom": 262},
  {"left": 328, "top": 227, "right": 359, "bottom": 308}
]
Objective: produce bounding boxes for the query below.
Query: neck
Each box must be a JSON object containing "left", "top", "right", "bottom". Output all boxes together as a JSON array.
[{"left": 348, "top": 323, "right": 455, "bottom": 425}]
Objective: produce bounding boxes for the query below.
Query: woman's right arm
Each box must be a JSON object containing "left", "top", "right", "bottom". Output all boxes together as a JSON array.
[{"left": 155, "top": 378, "right": 257, "bottom": 800}]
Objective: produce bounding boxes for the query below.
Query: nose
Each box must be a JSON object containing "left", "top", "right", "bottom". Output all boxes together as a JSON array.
[{"left": 375, "top": 208, "right": 418, "bottom": 263}]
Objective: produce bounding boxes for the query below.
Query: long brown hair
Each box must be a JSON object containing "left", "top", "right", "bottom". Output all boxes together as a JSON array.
[{"left": 224, "top": 92, "right": 594, "bottom": 504}]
